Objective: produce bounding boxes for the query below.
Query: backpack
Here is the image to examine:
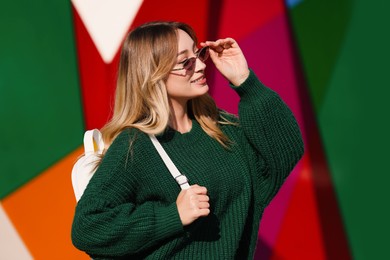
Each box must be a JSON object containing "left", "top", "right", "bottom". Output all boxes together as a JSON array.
[
  {"left": 71, "top": 129, "right": 104, "bottom": 201},
  {"left": 71, "top": 129, "right": 190, "bottom": 202}
]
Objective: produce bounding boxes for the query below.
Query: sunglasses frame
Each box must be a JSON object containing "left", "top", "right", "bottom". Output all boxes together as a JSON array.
[{"left": 172, "top": 46, "right": 209, "bottom": 72}]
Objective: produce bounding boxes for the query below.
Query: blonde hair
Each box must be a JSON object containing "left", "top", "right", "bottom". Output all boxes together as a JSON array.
[{"left": 101, "top": 21, "right": 234, "bottom": 150}]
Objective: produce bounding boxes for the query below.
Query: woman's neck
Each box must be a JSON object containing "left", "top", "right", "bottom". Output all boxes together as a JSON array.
[{"left": 169, "top": 99, "right": 192, "bottom": 134}]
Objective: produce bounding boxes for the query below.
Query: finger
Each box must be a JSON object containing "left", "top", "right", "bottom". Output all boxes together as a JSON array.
[
  {"left": 198, "top": 202, "right": 210, "bottom": 209},
  {"left": 203, "top": 40, "right": 224, "bottom": 53},
  {"left": 204, "top": 37, "right": 236, "bottom": 45},
  {"left": 215, "top": 38, "right": 234, "bottom": 49},
  {"left": 208, "top": 49, "right": 225, "bottom": 63},
  {"left": 202, "top": 40, "right": 217, "bottom": 46},
  {"left": 198, "top": 208, "right": 210, "bottom": 217},
  {"left": 207, "top": 43, "right": 234, "bottom": 56},
  {"left": 212, "top": 45, "right": 224, "bottom": 53},
  {"left": 189, "top": 194, "right": 198, "bottom": 201},
  {"left": 197, "top": 195, "right": 209, "bottom": 202},
  {"left": 223, "top": 37, "right": 236, "bottom": 45},
  {"left": 191, "top": 185, "right": 207, "bottom": 194},
  {"left": 190, "top": 184, "right": 201, "bottom": 189},
  {"left": 222, "top": 41, "right": 233, "bottom": 49},
  {"left": 209, "top": 38, "right": 235, "bottom": 47},
  {"left": 187, "top": 185, "right": 200, "bottom": 195}
]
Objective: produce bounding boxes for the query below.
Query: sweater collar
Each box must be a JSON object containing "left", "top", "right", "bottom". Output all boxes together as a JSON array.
[{"left": 157, "top": 119, "right": 203, "bottom": 146}]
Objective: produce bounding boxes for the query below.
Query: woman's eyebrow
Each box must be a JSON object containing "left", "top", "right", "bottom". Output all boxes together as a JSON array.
[
  {"left": 177, "top": 43, "right": 196, "bottom": 56},
  {"left": 177, "top": 49, "right": 188, "bottom": 56}
]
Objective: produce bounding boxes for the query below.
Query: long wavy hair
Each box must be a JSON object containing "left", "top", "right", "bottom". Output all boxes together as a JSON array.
[{"left": 100, "top": 21, "right": 233, "bottom": 150}]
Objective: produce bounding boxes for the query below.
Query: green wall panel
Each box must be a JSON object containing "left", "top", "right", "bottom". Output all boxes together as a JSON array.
[
  {"left": 319, "top": 1, "right": 390, "bottom": 258},
  {"left": 289, "top": 0, "right": 353, "bottom": 114},
  {"left": 289, "top": 0, "right": 390, "bottom": 259},
  {"left": 0, "top": 1, "right": 84, "bottom": 198}
]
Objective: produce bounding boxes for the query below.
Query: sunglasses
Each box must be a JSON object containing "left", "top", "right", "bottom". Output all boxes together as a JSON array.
[{"left": 172, "top": 46, "right": 210, "bottom": 72}]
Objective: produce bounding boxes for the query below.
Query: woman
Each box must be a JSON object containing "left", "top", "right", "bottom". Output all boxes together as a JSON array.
[{"left": 71, "top": 21, "right": 304, "bottom": 259}]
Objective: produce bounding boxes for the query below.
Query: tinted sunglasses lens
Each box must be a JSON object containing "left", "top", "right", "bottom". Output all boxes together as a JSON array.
[
  {"left": 183, "top": 57, "right": 196, "bottom": 71},
  {"left": 198, "top": 47, "right": 209, "bottom": 62}
]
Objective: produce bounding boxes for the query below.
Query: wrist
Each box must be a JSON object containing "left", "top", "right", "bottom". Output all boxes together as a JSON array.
[{"left": 230, "top": 69, "right": 250, "bottom": 86}]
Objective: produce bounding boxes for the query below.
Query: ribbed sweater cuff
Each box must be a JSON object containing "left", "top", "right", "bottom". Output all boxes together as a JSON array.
[
  {"left": 154, "top": 203, "right": 184, "bottom": 241},
  {"left": 230, "top": 69, "right": 269, "bottom": 98}
]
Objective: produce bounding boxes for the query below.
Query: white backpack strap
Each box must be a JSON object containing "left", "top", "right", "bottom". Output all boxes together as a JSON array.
[
  {"left": 72, "top": 129, "right": 105, "bottom": 201},
  {"left": 84, "top": 129, "right": 104, "bottom": 155},
  {"left": 148, "top": 134, "right": 190, "bottom": 190}
]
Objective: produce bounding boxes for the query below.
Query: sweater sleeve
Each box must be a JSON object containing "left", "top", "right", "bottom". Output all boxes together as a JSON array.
[
  {"left": 71, "top": 130, "right": 184, "bottom": 258},
  {"left": 231, "top": 69, "right": 304, "bottom": 206}
]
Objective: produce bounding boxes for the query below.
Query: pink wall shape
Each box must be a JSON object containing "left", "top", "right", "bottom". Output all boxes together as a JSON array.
[{"left": 208, "top": 11, "right": 307, "bottom": 258}]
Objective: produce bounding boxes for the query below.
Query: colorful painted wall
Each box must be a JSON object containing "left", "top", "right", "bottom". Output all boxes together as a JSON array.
[{"left": 1, "top": 0, "right": 388, "bottom": 259}]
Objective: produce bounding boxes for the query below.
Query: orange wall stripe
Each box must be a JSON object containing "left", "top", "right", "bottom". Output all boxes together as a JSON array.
[
  {"left": 2, "top": 147, "right": 87, "bottom": 259},
  {"left": 0, "top": 203, "right": 33, "bottom": 259}
]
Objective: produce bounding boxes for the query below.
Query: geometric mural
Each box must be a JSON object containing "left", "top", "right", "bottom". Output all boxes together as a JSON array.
[{"left": 1, "top": 0, "right": 389, "bottom": 259}]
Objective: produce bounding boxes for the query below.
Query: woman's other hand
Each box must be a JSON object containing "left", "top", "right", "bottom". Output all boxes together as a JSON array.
[
  {"left": 201, "top": 38, "right": 249, "bottom": 86},
  {"left": 176, "top": 184, "right": 210, "bottom": 226}
]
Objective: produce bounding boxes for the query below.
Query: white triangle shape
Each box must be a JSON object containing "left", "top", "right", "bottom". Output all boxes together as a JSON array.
[
  {"left": 0, "top": 203, "right": 33, "bottom": 260},
  {"left": 72, "top": 0, "right": 143, "bottom": 64}
]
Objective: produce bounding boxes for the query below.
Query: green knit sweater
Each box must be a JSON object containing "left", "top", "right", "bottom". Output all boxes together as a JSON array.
[{"left": 71, "top": 70, "right": 304, "bottom": 259}]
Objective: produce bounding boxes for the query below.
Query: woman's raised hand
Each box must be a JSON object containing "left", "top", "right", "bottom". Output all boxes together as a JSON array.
[
  {"left": 176, "top": 184, "right": 210, "bottom": 226},
  {"left": 201, "top": 38, "right": 249, "bottom": 86}
]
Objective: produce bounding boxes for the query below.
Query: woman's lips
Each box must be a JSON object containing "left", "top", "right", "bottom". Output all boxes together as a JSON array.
[{"left": 191, "top": 75, "right": 206, "bottom": 84}]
